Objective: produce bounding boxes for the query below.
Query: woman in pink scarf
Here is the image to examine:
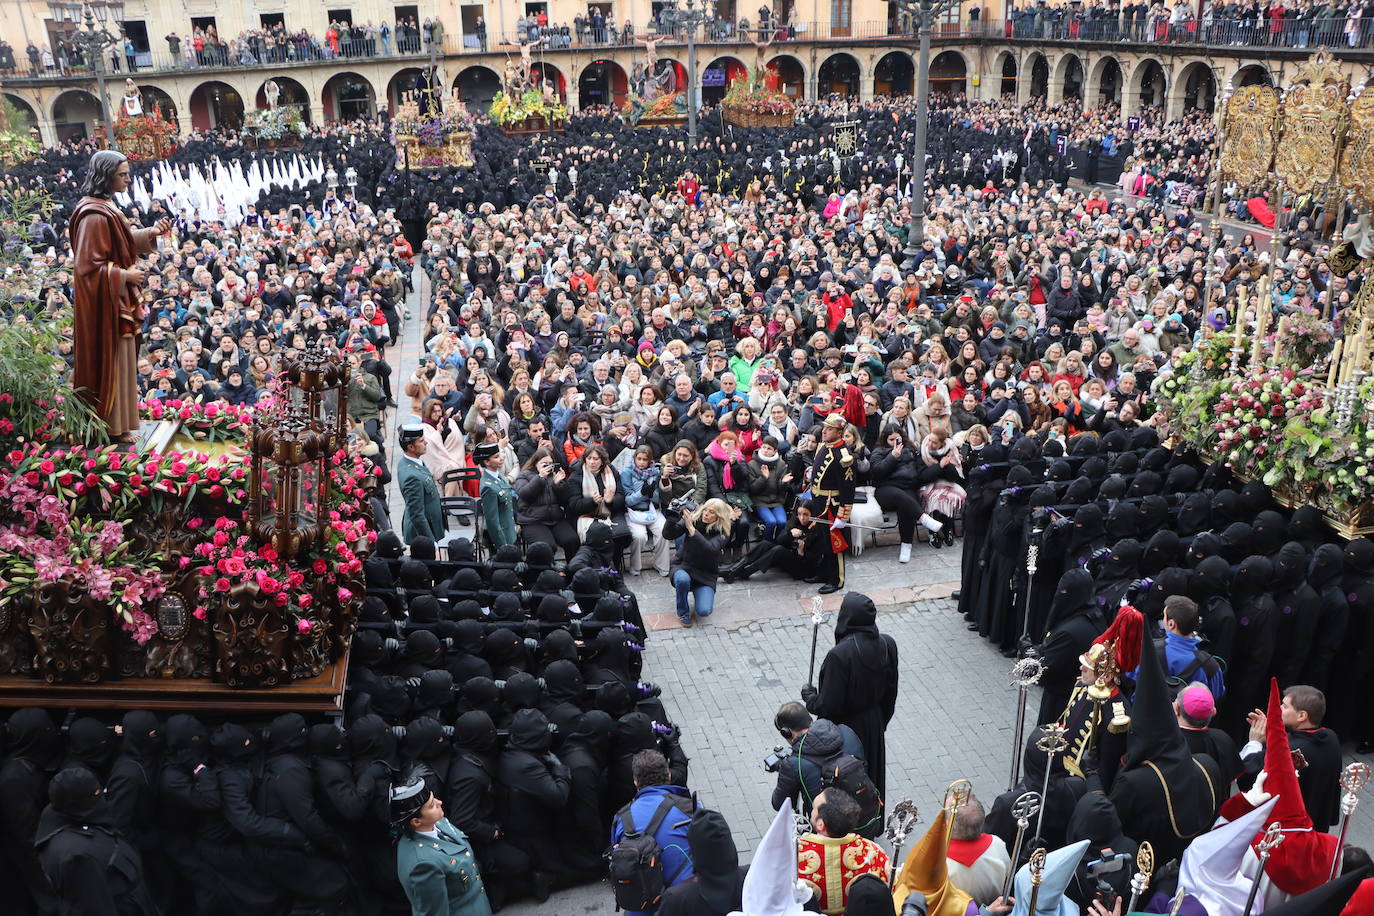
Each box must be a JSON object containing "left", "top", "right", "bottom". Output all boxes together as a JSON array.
[
  {"left": 703, "top": 430, "right": 754, "bottom": 549},
  {"left": 822, "top": 193, "right": 842, "bottom": 221}
]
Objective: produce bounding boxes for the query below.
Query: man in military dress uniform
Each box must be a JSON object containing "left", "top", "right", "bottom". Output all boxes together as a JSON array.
[
  {"left": 392, "top": 776, "right": 493, "bottom": 916},
  {"left": 809, "top": 414, "right": 855, "bottom": 595}
]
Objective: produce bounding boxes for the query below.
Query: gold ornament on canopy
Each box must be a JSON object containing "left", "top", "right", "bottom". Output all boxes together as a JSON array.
[
  {"left": 1339, "top": 91, "right": 1374, "bottom": 208},
  {"left": 1274, "top": 51, "right": 1349, "bottom": 194},
  {"left": 1221, "top": 86, "right": 1279, "bottom": 186}
]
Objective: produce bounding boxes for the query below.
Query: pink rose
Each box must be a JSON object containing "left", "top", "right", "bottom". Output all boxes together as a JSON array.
[
  {"left": 193, "top": 606, "right": 208, "bottom": 620},
  {"left": 336, "top": 587, "right": 353, "bottom": 603},
  {"left": 214, "top": 577, "right": 231, "bottom": 592},
  {"left": 296, "top": 619, "right": 314, "bottom": 633}
]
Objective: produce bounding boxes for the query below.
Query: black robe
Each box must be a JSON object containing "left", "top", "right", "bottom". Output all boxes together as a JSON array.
[{"left": 803, "top": 592, "right": 899, "bottom": 800}]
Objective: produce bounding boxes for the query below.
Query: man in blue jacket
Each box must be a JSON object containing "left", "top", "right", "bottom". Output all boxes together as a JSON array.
[{"left": 609, "top": 750, "right": 694, "bottom": 915}]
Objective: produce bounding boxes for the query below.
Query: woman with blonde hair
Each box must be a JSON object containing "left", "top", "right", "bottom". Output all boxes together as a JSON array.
[{"left": 663, "top": 496, "right": 735, "bottom": 627}]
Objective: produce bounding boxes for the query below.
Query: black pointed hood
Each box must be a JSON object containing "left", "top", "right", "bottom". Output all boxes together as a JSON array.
[
  {"left": 689, "top": 808, "right": 745, "bottom": 912},
  {"left": 1164, "top": 465, "right": 1200, "bottom": 495},
  {"left": 1345, "top": 538, "right": 1374, "bottom": 575},
  {"left": 834, "top": 592, "right": 879, "bottom": 641},
  {"left": 1218, "top": 523, "right": 1255, "bottom": 564},
  {"left": 1274, "top": 542, "right": 1311, "bottom": 588},
  {"left": 267, "top": 713, "right": 308, "bottom": 757},
  {"left": 454, "top": 711, "right": 498, "bottom": 756},
  {"left": 1187, "top": 532, "right": 1222, "bottom": 568},
  {"left": 1209, "top": 490, "right": 1240, "bottom": 528},
  {"left": 1045, "top": 568, "right": 1096, "bottom": 631},
  {"left": 1177, "top": 493, "right": 1211, "bottom": 538},
  {"left": 1137, "top": 495, "right": 1170, "bottom": 536},
  {"left": 1233, "top": 555, "right": 1273, "bottom": 600},
  {"left": 1128, "top": 470, "right": 1163, "bottom": 499},
  {"left": 5, "top": 708, "right": 62, "bottom": 770},
  {"left": 1063, "top": 477, "right": 1095, "bottom": 507},
  {"left": 1239, "top": 481, "right": 1272, "bottom": 515},
  {"left": 117, "top": 710, "right": 162, "bottom": 766},
  {"left": 1252, "top": 511, "right": 1289, "bottom": 555},
  {"left": 1105, "top": 501, "right": 1137, "bottom": 541},
  {"left": 1123, "top": 614, "right": 1192, "bottom": 770},
  {"left": 1289, "top": 505, "right": 1326, "bottom": 547},
  {"left": 1141, "top": 530, "right": 1183, "bottom": 576},
  {"left": 507, "top": 709, "right": 554, "bottom": 753},
  {"left": 1309, "top": 544, "right": 1344, "bottom": 589},
  {"left": 1192, "top": 556, "right": 1233, "bottom": 598},
  {"left": 540, "top": 628, "right": 579, "bottom": 664}
]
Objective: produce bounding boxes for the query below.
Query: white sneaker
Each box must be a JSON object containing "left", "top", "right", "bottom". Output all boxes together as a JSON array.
[{"left": 899, "top": 543, "right": 912, "bottom": 564}]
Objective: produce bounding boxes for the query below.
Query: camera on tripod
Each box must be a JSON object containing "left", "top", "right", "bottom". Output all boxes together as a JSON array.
[
  {"left": 762, "top": 744, "right": 793, "bottom": 772},
  {"left": 668, "top": 494, "right": 698, "bottom": 516}
]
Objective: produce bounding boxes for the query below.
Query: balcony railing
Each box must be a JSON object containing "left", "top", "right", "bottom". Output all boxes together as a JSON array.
[{"left": 4, "top": 14, "right": 1370, "bottom": 84}]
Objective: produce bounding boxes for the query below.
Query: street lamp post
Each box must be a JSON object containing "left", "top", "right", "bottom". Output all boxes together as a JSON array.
[
  {"left": 54, "top": 0, "right": 125, "bottom": 148},
  {"left": 894, "top": 0, "right": 951, "bottom": 262},
  {"left": 665, "top": 0, "right": 709, "bottom": 147}
]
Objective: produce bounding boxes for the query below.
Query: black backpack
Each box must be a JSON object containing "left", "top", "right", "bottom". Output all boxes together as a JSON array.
[
  {"left": 820, "top": 752, "right": 883, "bottom": 838},
  {"left": 606, "top": 794, "right": 695, "bottom": 911}
]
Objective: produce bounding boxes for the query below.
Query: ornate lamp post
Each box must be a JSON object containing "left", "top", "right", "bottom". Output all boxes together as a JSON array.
[
  {"left": 51, "top": 0, "right": 125, "bottom": 148},
  {"left": 663, "top": 0, "right": 710, "bottom": 147},
  {"left": 892, "top": 0, "right": 954, "bottom": 261}
]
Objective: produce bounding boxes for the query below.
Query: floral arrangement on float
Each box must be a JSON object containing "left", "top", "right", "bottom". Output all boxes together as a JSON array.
[
  {"left": 1154, "top": 304, "right": 1374, "bottom": 531},
  {"left": 721, "top": 67, "right": 796, "bottom": 128},
  {"left": 244, "top": 104, "right": 304, "bottom": 142},
  {"left": 140, "top": 397, "right": 254, "bottom": 444},
  {"left": 392, "top": 98, "right": 476, "bottom": 168},
  {"left": 112, "top": 113, "right": 178, "bottom": 160},
  {"left": 0, "top": 100, "right": 39, "bottom": 166},
  {"left": 490, "top": 88, "right": 568, "bottom": 128}
]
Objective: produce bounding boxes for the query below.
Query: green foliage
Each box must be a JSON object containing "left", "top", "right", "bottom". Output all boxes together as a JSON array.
[{"left": 0, "top": 192, "right": 107, "bottom": 448}]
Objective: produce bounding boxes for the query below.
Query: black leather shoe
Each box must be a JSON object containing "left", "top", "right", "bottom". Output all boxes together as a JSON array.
[
  {"left": 818, "top": 583, "right": 841, "bottom": 595},
  {"left": 530, "top": 871, "right": 552, "bottom": 903}
]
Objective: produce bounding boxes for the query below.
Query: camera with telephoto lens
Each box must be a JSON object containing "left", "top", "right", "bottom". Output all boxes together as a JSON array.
[
  {"left": 669, "top": 494, "right": 698, "bottom": 516},
  {"left": 763, "top": 744, "right": 794, "bottom": 773}
]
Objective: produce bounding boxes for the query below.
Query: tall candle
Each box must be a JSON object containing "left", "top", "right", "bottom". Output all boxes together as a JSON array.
[{"left": 1329, "top": 339, "right": 1344, "bottom": 388}]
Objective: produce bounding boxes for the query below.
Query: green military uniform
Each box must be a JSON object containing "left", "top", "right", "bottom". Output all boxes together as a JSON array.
[
  {"left": 396, "top": 817, "right": 491, "bottom": 916},
  {"left": 479, "top": 466, "right": 517, "bottom": 548},
  {"left": 399, "top": 453, "right": 444, "bottom": 545}
]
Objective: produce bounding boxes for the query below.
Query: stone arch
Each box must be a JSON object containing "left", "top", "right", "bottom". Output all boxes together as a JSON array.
[
  {"left": 767, "top": 54, "right": 806, "bottom": 100},
  {"left": 531, "top": 62, "right": 567, "bottom": 102},
  {"left": 1086, "top": 56, "right": 1123, "bottom": 106},
  {"left": 386, "top": 67, "right": 428, "bottom": 110},
  {"left": 1130, "top": 58, "right": 1168, "bottom": 113},
  {"left": 189, "top": 81, "right": 246, "bottom": 131},
  {"left": 4, "top": 93, "right": 41, "bottom": 134},
  {"left": 703, "top": 56, "right": 748, "bottom": 105},
  {"left": 254, "top": 77, "right": 311, "bottom": 122},
  {"left": 321, "top": 72, "right": 376, "bottom": 122},
  {"left": 930, "top": 50, "right": 968, "bottom": 97},
  {"left": 137, "top": 85, "right": 179, "bottom": 124},
  {"left": 455, "top": 65, "right": 502, "bottom": 111},
  {"left": 817, "top": 52, "right": 860, "bottom": 97},
  {"left": 577, "top": 59, "right": 627, "bottom": 110},
  {"left": 1174, "top": 61, "right": 1216, "bottom": 114},
  {"left": 1025, "top": 52, "right": 1049, "bottom": 100},
  {"left": 52, "top": 88, "right": 103, "bottom": 142},
  {"left": 874, "top": 50, "right": 914, "bottom": 96},
  {"left": 993, "top": 50, "right": 1017, "bottom": 99},
  {"left": 1055, "top": 53, "right": 1084, "bottom": 102},
  {"left": 1231, "top": 63, "right": 1274, "bottom": 89}
]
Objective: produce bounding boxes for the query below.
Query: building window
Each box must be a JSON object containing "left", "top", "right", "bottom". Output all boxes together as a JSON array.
[{"left": 831, "top": 0, "right": 852, "bottom": 35}]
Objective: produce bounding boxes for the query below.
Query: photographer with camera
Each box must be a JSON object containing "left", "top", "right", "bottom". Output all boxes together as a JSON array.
[
  {"left": 514, "top": 448, "right": 580, "bottom": 561},
  {"left": 766, "top": 702, "right": 878, "bottom": 837},
  {"left": 663, "top": 497, "right": 736, "bottom": 628}
]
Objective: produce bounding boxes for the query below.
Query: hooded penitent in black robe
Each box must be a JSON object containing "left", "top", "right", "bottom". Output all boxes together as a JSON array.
[
  {"left": 0, "top": 708, "right": 62, "bottom": 915},
  {"left": 1224, "top": 555, "right": 1278, "bottom": 735},
  {"left": 979, "top": 465, "right": 1038, "bottom": 652},
  {"left": 659, "top": 808, "right": 748, "bottom": 916},
  {"left": 984, "top": 725, "right": 1087, "bottom": 861},
  {"left": 1272, "top": 541, "right": 1320, "bottom": 687},
  {"left": 1036, "top": 568, "right": 1108, "bottom": 726},
  {"left": 1108, "top": 623, "right": 1223, "bottom": 865},
  {"left": 803, "top": 592, "right": 899, "bottom": 800},
  {"left": 1301, "top": 544, "right": 1348, "bottom": 694},
  {"left": 1064, "top": 791, "right": 1137, "bottom": 907}
]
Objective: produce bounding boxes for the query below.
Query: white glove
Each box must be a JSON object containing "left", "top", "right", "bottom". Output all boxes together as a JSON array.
[
  {"left": 1243, "top": 770, "right": 1271, "bottom": 807},
  {"left": 793, "top": 880, "right": 815, "bottom": 904},
  {"left": 830, "top": 517, "right": 846, "bottom": 531}
]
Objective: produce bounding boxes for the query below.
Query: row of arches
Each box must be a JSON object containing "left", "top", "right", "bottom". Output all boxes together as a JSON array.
[
  {"left": 990, "top": 48, "right": 1272, "bottom": 113},
  {"left": 5, "top": 51, "right": 1282, "bottom": 141}
]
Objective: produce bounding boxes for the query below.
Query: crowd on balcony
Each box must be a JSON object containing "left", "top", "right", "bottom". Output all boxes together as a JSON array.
[
  {"left": 0, "top": 16, "right": 450, "bottom": 79},
  {"left": 1011, "top": 0, "right": 1374, "bottom": 49}
]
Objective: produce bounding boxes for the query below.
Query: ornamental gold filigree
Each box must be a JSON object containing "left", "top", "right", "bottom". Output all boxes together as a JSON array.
[
  {"left": 1274, "top": 51, "right": 1349, "bottom": 194},
  {"left": 1340, "top": 90, "right": 1374, "bottom": 206},
  {"left": 1222, "top": 86, "right": 1279, "bottom": 186}
]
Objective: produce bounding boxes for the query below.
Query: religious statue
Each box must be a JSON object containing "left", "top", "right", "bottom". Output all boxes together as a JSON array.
[
  {"left": 120, "top": 79, "right": 142, "bottom": 118},
  {"left": 70, "top": 151, "right": 171, "bottom": 443},
  {"left": 263, "top": 78, "right": 280, "bottom": 110}
]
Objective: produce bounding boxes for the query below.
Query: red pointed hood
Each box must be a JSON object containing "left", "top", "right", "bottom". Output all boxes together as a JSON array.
[{"left": 1248, "top": 679, "right": 1338, "bottom": 895}]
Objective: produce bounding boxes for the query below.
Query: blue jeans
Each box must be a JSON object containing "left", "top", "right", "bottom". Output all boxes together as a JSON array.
[
  {"left": 757, "top": 505, "right": 787, "bottom": 539},
  {"left": 672, "top": 570, "right": 715, "bottom": 620}
]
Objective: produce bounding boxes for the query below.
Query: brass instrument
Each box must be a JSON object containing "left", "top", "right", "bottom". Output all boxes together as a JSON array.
[
  {"left": 1329, "top": 762, "right": 1372, "bottom": 880},
  {"left": 1126, "top": 841, "right": 1155, "bottom": 914}
]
